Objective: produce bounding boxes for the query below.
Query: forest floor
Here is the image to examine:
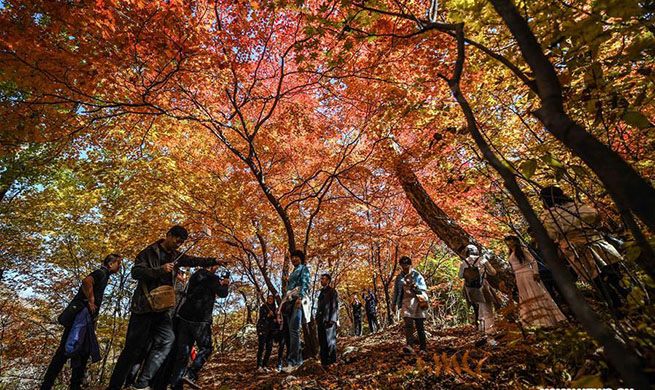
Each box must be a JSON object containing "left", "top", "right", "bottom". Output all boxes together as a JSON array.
[{"left": 196, "top": 320, "right": 623, "bottom": 390}]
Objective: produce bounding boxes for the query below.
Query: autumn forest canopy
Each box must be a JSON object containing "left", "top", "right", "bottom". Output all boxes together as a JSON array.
[{"left": 1, "top": 0, "right": 655, "bottom": 389}]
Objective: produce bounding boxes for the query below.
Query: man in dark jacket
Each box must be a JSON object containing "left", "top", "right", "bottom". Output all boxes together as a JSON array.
[
  {"left": 351, "top": 296, "right": 362, "bottom": 336},
  {"left": 256, "top": 294, "right": 277, "bottom": 372},
  {"left": 363, "top": 290, "right": 378, "bottom": 334},
  {"left": 107, "top": 225, "right": 228, "bottom": 390},
  {"left": 41, "top": 254, "right": 122, "bottom": 390},
  {"left": 169, "top": 265, "right": 230, "bottom": 389},
  {"left": 316, "top": 274, "right": 339, "bottom": 367}
]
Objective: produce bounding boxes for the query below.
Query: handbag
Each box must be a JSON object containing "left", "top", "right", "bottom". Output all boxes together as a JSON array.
[
  {"left": 142, "top": 283, "right": 176, "bottom": 312},
  {"left": 417, "top": 293, "right": 429, "bottom": 310}
]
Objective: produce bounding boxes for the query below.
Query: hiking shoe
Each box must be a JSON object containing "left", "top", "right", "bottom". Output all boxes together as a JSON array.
[
  {"left": 181, "top": 376, "right": 201, "bottom": 390},
  {"left": 402, "top": 345, "right": 415, "bottom": 355},
  {"left": 256, "top": 366, "right": 266, "bottom": 373},
  {"left": 282, "top": 365, "right": 297, "bottom": 374}
]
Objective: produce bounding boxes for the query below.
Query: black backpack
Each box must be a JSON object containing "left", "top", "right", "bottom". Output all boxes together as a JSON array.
[{"left": 463, "top": 258, "right": 483, "bottom": 289}]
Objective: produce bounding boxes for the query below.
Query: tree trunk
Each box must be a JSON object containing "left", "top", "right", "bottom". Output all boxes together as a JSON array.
[
  {"left": 382, "top": 280, "right": 394, "bottom": 325},
  {"left": 443, "top": 25, "right": 649, "bottom": 386},
  {"left": 395, "top": 159, "right": 515, "bottom": 288},
  {"left": 302, "top": 321, "right": 320, "bottom": 360},
  {"left": 488, "top": 0, "right": 655, "bottom": 236}
]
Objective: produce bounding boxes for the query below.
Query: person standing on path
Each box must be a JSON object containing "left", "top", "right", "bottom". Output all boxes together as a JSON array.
[
  {"left": 316, "top": 274, "right": 339, "bottom": 367},
  {"left": 459, "top": 245, "right": 498, "bottom": 335},
  {"left": 351, "top": 296, "right": 362, "bottom": 336},
  {"left": 169, "top": 265, "right": 230, "bottom": 389},
  {"left": 41, "top": 254, "right": 122, "bottom": 390},
  {"left": 362, "top": 290, "right": 378, "bottom": 334},
  {"left": 392, "top": 256, "right": 429, "bottom": 353},
  {"left": 504, "top": 236, "right": 567, "bottom": 327},
  {"left": 256, "top": 294, "right": 278, "bottom": 372},
  {"left": 281, "top": 249, "right": 311, "bottom": 373}
]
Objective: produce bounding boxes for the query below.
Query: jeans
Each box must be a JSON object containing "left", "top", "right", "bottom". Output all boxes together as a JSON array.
[
  {"left": 107, "top": 311, "right": 175, "bottom": 390},
  {"left": 169, "top": 318, "right": 213, "bottom": 387},
  {"left": 317, "top": 321, "right": 337, "bottom": 366},
  {"left": 256, "top": 332, "right": 274, "bottom": 368},
  {"left": 285, "top": 305, "right": 303, "bottom": 367},
  {"left": 366, "top": 312, "right": 378, "bottom": 333},
  {"left": 40, "top": 326, "right": 89, "bottom": 390},
  {"left": 403, "top": 317, "right": 426, "bottom": 351}
]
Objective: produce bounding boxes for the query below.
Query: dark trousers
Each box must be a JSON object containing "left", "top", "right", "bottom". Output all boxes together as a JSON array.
[
  {"left": 366, "top": 312, "right": 377, "bottom": 333},
  {"left": 40, "top": 326, "right": 90, "bottom": 390},
  {"left": 124, "top": 339, "right": 153, "bottom": 387},
  {"left": 317, "top": 322, "right": 337, "bottom": 366},
  {"left": 353, "top": 316, "right": 362, "bottom": 336},
  {"left": 403, "top": 317, "right": 426, "bottom": 351},
  {"left": 170, "top": 318, "right": 213, "bottom": 387},
  {"left": 256, "top": 332, "right": 274, "bottom": 368},
  {"left": 277, "top": 323, "right": 290, "bottom": 369},
  {"left": 107, "top": 311, "right": 175, "bottom": 390}
]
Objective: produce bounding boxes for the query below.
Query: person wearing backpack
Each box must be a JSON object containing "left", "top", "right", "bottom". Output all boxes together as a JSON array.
[
  {"left": 459, "top": 245, "right": 497, "bottom": 334},
  {"left": 41, "top": 254, "right": 122, "bottom": 390},
  {"left": 391, "top": 256, "right": 429, "bottom": 353}
]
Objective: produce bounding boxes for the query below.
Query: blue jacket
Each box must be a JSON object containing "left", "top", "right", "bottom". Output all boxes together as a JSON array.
[
  {"left": 65, "top": 307, "right": 100, "bottom": 367},
  {"left": 392, "top": 269, "right": 427, "bottom": 308},
  {"left": 287, "top": 263, "right": 311, "bottom": 298}
]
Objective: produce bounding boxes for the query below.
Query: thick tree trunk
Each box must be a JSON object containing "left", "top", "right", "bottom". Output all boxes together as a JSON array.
[
  {"left": 395, "top": 159, "right": 515, "bottom": 288},
  {"left": 382, "top": 280, "right": 394, "bottom": 325},
  {"left": 302, "top": 321, "right": 319, "bottom": 360},
  {"left": 488, "top": 0, "right": 655, "bottom": 235}
]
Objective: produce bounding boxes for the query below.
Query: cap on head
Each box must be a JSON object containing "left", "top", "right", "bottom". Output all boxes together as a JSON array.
[
  {"left": 465, "top": 244, "right": 479, "bottom": 257},
  {"left": 399, "top": 256, "right": 412, "bottom": 266}
]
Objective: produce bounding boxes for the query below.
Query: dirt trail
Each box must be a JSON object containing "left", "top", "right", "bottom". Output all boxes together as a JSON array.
[{"left": 198, "top": 323, "right": 568, "bottom": 390}]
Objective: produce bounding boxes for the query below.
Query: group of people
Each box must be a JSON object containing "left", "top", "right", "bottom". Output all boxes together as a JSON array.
[
  {"left": 38, "top": 185, "right": 635, "bottom": 388},
  {"left": 255, "top": 252, "right": 340, "bottom": 372},
  {"left": 459, "top": 185, "right": 633, "bottom": 337},
  {"left": 41, "top": 226, "right": 231, "bottom": 390}
]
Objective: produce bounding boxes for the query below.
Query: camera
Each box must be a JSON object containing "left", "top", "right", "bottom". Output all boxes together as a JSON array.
[{"left": 218, "top": 268, "right": 231, "bottom": 280}]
